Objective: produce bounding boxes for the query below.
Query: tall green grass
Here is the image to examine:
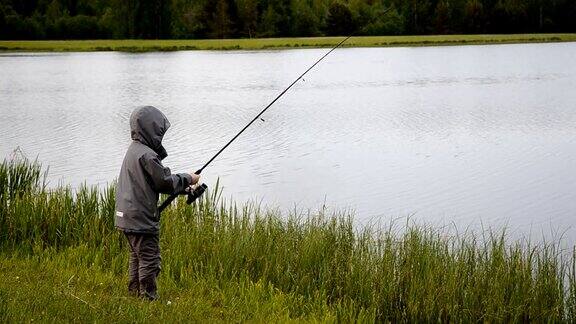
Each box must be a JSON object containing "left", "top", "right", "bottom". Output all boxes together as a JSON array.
[{"left": 1, "top": 157, "right": 576, "bottom": 322}]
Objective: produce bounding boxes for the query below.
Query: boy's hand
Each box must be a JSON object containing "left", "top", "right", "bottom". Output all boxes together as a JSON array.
[{"left": 190, "top": 173, "right": 200, "bottom": 185}]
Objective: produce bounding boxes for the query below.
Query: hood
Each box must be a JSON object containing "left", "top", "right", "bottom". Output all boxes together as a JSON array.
[{"left": 130, "top": 106, "right": 171, "bottom": 159}]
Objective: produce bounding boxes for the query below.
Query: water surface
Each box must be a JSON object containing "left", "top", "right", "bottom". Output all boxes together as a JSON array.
[{"left": 1, "top": 43, "right": 576, "bottom": 239}]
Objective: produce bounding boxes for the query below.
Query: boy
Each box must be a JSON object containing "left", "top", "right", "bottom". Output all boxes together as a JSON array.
[{"left": 115, "top": 106, "right": 200, "bottom": 301}]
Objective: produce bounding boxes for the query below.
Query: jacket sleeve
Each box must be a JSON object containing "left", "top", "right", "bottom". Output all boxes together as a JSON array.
[{"left": 139, "top": 153, "right": 193, "bottom": 195}]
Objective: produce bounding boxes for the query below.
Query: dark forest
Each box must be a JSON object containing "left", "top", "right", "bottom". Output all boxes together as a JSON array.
[{"left": 1, "top": 0, "right": 575, "bottom": 40}]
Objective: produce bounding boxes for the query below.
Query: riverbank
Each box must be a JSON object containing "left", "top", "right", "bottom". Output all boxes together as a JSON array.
[
  {"left": 1, "top": 34, "right": 575, "bottom": 52},
  {"left": 1, "top": 157, "right": 575, "bottom": 322}
]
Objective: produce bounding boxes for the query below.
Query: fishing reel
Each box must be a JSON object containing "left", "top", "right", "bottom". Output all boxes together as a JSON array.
[
  {"left": 156, "top": 182, "right": 206, "bottom": 218},
  {"left": 185, "top": 183, "right": 208, "bottom": 204}
]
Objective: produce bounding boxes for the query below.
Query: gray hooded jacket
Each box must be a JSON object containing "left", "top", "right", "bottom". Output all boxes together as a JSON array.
[{"left": 115, "top": 106, "right": 192, "bottom": 234}]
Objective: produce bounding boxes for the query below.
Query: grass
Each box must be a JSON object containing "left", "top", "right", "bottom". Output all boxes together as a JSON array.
[
  {"left": 0, "top": 34, "right": 575, "bottom": 53},
  {"left": 1, "top": 156, "right": 576, "bottom": 322}
]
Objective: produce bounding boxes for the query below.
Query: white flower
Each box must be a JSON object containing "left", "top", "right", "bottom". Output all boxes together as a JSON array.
[{"left": 167, "top": 301, "right": 172, "bottom": 305}]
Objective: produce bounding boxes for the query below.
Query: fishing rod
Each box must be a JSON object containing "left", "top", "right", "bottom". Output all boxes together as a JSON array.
[{"left": 157, "top": 36, "right": 351, "bottom": 214}]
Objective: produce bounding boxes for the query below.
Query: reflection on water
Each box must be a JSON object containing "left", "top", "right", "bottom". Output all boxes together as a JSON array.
[{"left": 1, "top": 43, "right": 576, "bottom": 241}]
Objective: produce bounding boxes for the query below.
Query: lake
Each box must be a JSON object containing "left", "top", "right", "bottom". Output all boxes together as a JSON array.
[{"left": 1, "top": 43, "right": 576, "bottom": 239}]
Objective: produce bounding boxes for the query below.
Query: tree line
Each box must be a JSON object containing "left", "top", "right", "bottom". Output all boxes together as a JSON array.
[{"left": 1, "top": 0, "right": 575, "bottom": 40}]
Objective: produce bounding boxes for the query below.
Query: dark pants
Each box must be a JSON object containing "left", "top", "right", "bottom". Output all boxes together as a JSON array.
[{"left": 124, "top": 232, "right": 161, "bottom": 300}]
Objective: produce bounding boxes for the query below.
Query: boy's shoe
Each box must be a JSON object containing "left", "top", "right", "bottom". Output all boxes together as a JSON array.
[
  {"left": 128, "top": 288, "right": 139, "bottom": 297},
  {"left": 139, "top": 278, "right": 159, "bottom": 301},
  {"left": 140, "top": 290, "right": 159, "bottom": 301},
  {"left": 128, "top": 280, "right": 140, "bottom": 297}
]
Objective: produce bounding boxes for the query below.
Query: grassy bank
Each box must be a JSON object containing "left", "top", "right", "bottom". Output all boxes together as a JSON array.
[
  {"left": 1, "top": 157, "right": 576, "bottom": 322},
  {"left": 1, "top": 34, "right": 575, "bottom": 53}
]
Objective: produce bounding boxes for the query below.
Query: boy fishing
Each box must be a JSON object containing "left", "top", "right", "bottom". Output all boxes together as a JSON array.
[{"left": 115, "top": 106, "right": 200, "bottom": 301}]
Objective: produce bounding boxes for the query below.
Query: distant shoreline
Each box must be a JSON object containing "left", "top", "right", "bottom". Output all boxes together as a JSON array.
[{"left": 1, "top": 34, "right": 575, "bottom": 53}]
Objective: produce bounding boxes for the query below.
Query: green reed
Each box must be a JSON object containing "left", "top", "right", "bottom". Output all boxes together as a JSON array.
[{"left": 1, "top": 157, "right": 575, "bottom": 322}]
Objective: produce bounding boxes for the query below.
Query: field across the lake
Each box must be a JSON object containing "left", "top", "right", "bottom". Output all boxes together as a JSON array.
[
  {"left": 1, "top": 34, "right": 575, "bottom": 53},
  {"left": 1, "top": 157, "right": 575, "bottom": 322}
]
